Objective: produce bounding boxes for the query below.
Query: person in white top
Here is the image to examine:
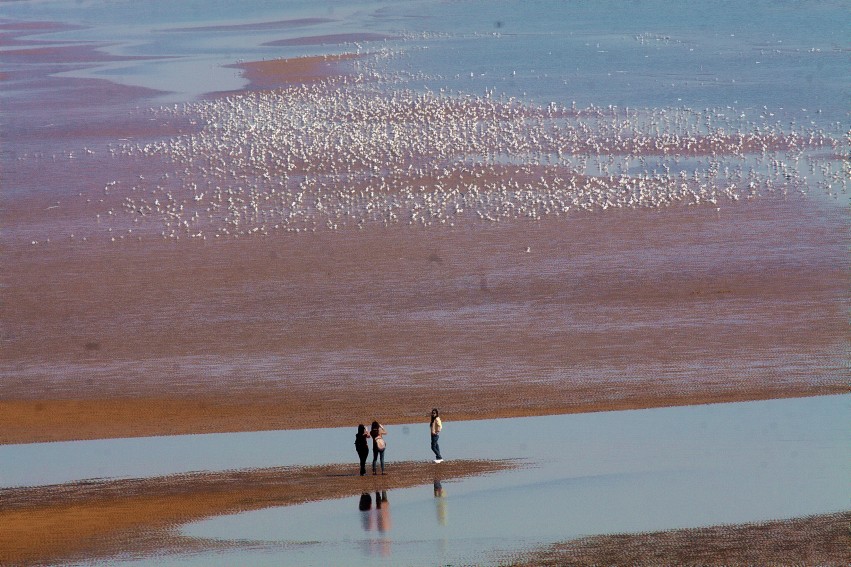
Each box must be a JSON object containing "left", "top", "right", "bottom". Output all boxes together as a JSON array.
[
  {"left": 430, "top": 408, "right": 443, "bottom": 463},
  {"left": 370, "top": 421, "right": 387, "bottom": 475}
]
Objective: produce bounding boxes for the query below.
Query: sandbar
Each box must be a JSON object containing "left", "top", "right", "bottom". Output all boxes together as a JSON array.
[
  {"left": 0, "top": 459, "right": 517, "bottom": 566},
  {"left": 510, "top": 511, "right": 851, "bottom": 566},
  {"left": 230, "top": 53, "right": 360, "bottom": 90}
]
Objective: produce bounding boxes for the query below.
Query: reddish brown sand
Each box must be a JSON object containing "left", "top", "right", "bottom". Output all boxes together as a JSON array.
[
  {"left": 509, "top": 511, "right": 851, "bottom": 566},
  {"left": 0, "top": 34, "right": 167, "bottom": 137},
  {"left": 9, "top": 70, "right": 843, "bottom": 446},
  {"left": 2, "top": 26, "right": 848, "bottom": 447},
  {"left": 231, "top": 53, "right": 360, "bottom": 89},
  {"left": 0, "top": 459, "right": 517, "bottom": 566},
  {"left": 4, "top": 459, "right": 845, "bottom": 567},
  {"left": 2, "top": 194, "right": 848, "bottom": 445}
]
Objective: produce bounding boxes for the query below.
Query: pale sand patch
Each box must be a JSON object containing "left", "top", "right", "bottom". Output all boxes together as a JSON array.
[{"left": 0, "top": 459, "right": 518, "bottom": 566}]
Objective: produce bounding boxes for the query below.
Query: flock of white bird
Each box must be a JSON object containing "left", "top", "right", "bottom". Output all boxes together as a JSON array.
[{"left": 91, "top": 57, "right": 845, "bottom": 242}]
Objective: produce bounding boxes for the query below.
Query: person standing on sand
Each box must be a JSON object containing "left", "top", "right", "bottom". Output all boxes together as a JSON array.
[
  {"left": 430, "top": 408, "right": 443, "bottom": 463},
  {"left": 370, "top": 421, "right": 387, "bottom": 475},
  {"left": 355, "top": 424, "right": 371, "bottom": 476}
]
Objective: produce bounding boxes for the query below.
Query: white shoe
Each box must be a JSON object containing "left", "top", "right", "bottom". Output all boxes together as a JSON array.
[{"left": 433, "top": 458, "right": 443, "bottom": 463}]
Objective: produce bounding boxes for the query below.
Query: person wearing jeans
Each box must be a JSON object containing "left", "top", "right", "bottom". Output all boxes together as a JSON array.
[
  {"left": 430, "top": 408, "right": 443, "bottom": 462},
  {"left": 370, "top": 421, "right": 387, "bottom": 474}
]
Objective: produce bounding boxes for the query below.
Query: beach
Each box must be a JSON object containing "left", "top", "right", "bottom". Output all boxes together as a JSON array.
[
  {"left": 1, "top": 460, "right": 845, "bottom": 566},
  {"left": 4, "top": 56, "right": 847, "bottom": 444},
  {"left": 1, "top": 1, "right": 849, "bottom": 564},
  {"left": 0, "top": 460, "right": 517, "bottom": 566},
  {"left": 2, "top": 201, "right": 847, "bottom": 445}
]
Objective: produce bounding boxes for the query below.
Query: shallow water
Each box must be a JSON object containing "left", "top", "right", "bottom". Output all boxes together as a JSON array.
[
  {"left": 171, "top": 395, "right": 851, "bottom": 566},
  {"left": 3, "top": 0, "right": 848, "bottom": 122},
  {"left": 3, "top": 395, "right": 848, "bottom": 565}
]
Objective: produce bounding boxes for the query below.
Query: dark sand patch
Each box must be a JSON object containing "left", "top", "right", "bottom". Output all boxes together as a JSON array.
[
  {"left": 0, "top": 43, "right": 159, "bottom": 64},
  {"left": 0, "top": 459, "right": 517, "bottom": 566},
  {"left": 507, "top": 511, "right": 851, "bottom": 566}
]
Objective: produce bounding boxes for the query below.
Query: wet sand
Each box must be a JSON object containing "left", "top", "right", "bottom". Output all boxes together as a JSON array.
[
  {"left": 3, "top": 200, "right": 847, "bottom": 444},
  {"left": 4, "top": 383, "right": 841, "bottom": 445},
  {"left": 5, "top": 456, "right": 846, "bottom": 567},
  {"left": 2, "top": 459, "right": 847, "bottom": 567},
  {"left": 230, "top": 53, "right": 360, "bottom": 90},
  {"left": 509, "top": 511, "right": 851, "bottom": 566},
  {"left": 2, "top": 38, "right": 848, "bottom": 445},
  {"left": 0, "top": 459, "right": 517, "bottom": 566}
]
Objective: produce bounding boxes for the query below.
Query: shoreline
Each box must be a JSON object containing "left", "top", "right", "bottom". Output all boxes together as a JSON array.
[
  {"left": 227, "top": 53, "right": 361, "bottom": 91},
  {"left": 1, "top": 386, "right": 846, "bottom": 445},
  {"left": 2, "top": 457, "right": 846, "bottom": 566},
  {"left": 0, "top": 459, "right": 518, "bottom": 566}
]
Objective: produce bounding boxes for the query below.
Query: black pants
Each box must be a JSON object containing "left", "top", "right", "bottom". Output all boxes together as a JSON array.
[{"left": 357, "top": 449, "right": 369, "bottom": 475}]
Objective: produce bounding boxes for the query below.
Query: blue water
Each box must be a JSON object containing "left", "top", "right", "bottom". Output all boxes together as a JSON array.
[
  {"left": 2, "top": 395, "right": 848, "bottom": 566},
  {"left": 3, "top": 0, "right": 848, "bottom": 127},
  {"left": 399, "top": 0, "right": 850, "bottom": 122},
  {"left": 168, "top": 395, "right": 851, "bottom": 566}
]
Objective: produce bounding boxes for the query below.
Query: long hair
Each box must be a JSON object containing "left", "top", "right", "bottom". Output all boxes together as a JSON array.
[
  {"left": 357, "top": 423, "right": 366, "bottom": 436},
  {"left": 430, "top": 408, "right": 439, "bottom": 424},
  {"left": 371, "top": 420, "right": 380, "bottom": 432}
]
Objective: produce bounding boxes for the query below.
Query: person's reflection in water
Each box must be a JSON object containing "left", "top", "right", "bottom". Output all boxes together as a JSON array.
[
  {"left": 358, "top": 491, "right": 392, "bottom": 557},
  {"left": 375, "top": 491, "right": 392, "bottom": 532},
  {"left": 433, "top": 479, "right": 447, "bottom": 526},
  {"left": 359, "top": 492, "right": 372, "bottom": 532}
]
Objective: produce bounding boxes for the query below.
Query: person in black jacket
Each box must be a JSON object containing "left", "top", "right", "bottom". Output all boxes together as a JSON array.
[{"left": 355, "top": 423, "right": 370, "bottom": 476}]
